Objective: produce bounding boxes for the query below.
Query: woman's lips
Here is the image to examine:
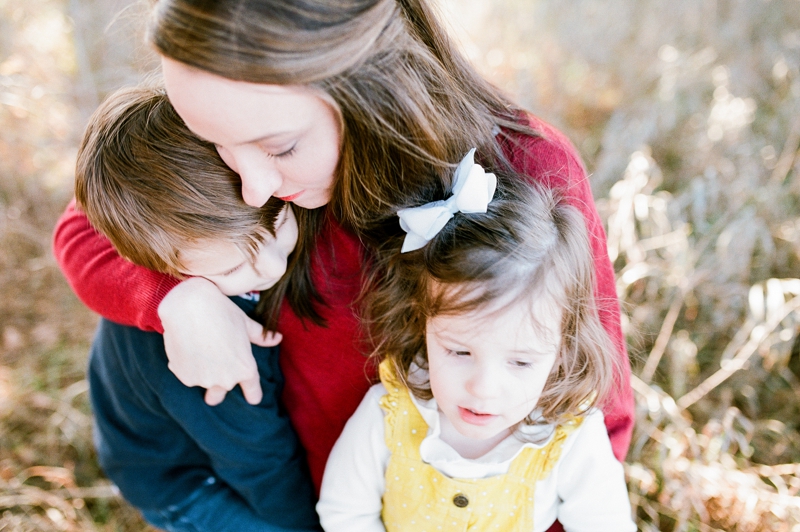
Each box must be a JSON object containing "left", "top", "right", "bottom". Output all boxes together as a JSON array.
[
  {"left": 458, "top": 407, "right": 497, "bottom": 426},
  {"left": 275, "top": 190, "right": 304, "bottom": 202}
]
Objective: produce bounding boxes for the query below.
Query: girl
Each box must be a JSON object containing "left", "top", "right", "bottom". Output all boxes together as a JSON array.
[
  {"left": 53, "top": 1, "right": 634, "bottom": 526},
  {"left": 318, "top": 151, "right": 636, "bottom": 531}
]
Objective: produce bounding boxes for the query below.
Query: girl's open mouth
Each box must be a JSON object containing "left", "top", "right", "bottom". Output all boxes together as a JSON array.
[{"left": 458, "top": 407, "right": 496, "bottom": 426}]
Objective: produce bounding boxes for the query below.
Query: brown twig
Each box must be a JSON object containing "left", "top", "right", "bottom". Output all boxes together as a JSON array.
[
  {"left": 771, "top": 113, "right": 800, "bottom": 186},
  {"left": 641, "top": 288, "right": 685, "bottom": 383},
  {"left": 677, "top": 294, "right": 800, "bottom": 410}
]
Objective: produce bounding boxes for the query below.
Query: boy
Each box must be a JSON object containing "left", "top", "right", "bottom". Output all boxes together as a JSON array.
[{"left": 69, "top": 85, "right": 320, "bottom": 531}]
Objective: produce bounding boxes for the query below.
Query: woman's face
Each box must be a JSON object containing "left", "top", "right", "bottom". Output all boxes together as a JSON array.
[{"left": 161, "top": 57, "right": 342, "bottom": 209}]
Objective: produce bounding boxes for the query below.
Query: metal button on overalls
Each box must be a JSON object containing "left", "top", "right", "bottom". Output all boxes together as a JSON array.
[{"left": 452, "top": 494, "right": 469, "bottom": 508}]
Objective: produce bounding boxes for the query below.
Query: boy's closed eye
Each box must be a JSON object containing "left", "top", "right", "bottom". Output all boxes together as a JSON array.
[{"left": 220, "top": 262, "right": 245, "bottom": 276}]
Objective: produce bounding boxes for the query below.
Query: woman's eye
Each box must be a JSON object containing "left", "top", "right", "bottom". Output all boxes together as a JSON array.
[
  {"left": 275, "top": 145, "right": 296, "bottom": 158},
  {"left": 255, "top": 139, "right": 297, "bottom": 159}
]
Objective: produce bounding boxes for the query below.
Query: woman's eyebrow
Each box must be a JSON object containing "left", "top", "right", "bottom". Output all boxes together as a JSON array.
[
  {"left": 235, "top": 131, "right": 295, "bottom": 146},
  {"left": 194, "top": 129, "right": 294, "bottom": 147}
]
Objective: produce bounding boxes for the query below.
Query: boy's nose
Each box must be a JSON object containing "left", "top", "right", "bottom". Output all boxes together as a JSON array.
[{"left": 254, "top": 252, "right": 287, "bottom": 281}]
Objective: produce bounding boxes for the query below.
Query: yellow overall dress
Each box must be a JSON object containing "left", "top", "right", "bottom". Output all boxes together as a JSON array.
[{"left": 378, "top": 362, "right": 580, "bottom": 532}]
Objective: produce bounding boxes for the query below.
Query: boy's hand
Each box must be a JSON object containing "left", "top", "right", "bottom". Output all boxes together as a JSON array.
[{"left": 158, "top": 278, "right": 283, "bottom": 406}]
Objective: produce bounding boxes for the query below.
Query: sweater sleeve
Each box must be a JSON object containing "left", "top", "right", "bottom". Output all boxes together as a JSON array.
[
  {"left": 503, "top": 117, "right": 635, "bottom": 461},
  {"left": 52, "top": 200, "right": 181, "bottom": 333},
  {"left": 317, "top": 384, "right": 389, "bottom": 532}
]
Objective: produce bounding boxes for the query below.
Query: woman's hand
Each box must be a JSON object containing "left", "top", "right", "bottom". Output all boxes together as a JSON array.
[{"left": 157, "top": 277, "right": 283, "bottom": 406}]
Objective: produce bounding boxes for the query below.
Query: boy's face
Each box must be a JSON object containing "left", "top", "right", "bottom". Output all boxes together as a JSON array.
[{"left": 179, "top": 206, "right": 299, "bottom": 296}]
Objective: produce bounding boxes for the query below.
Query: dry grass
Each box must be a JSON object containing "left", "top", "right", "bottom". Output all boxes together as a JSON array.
[
  {"left": 441, "top": 0, "right": 800, "bottom": 529},
  {"left": 2, "top": 0, "right": 799, "bottom": 530},
  {"left": 0, "top": 0, "right": 154, "bottom": 529}
]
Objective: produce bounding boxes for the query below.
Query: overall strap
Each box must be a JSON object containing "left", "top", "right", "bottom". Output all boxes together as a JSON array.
[
  {"left": 378, "top": 360, "right": 427, "bottom": 461},
  {"left": 508, "top": 417, "right": 583, "bottom": 482}
]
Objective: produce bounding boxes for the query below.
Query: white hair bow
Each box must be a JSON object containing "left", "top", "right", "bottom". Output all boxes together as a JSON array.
[{"left": 398, "top": 148, "right": 497, "bottom": 253}]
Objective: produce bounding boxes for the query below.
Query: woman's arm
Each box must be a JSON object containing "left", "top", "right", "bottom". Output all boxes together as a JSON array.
[
  {"left": 53, "top": 201, "right": 274, "bottom": 404},
  {"left": 317, "top": 384, "right": 389, "bottom": 532},
  {"left": 506, "top": 118, "right": 635, "bottom": 460},
  {"left": 53, "top": 200, "right": 179, "bottom": 332}
]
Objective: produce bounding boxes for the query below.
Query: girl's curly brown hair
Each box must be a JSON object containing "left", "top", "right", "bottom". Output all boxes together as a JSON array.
[{"left": 363, "top": 174, "right": 624, "bottom": 429}]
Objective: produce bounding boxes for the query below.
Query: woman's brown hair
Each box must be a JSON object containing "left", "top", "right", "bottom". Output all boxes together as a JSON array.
[
  {"left": 74, "top": 85, "right": 323, "bottom": 328},
  {"left": 364, "top": 175, "right": 623, "bottom": 428},
  {"left": 148, "top": 0, "right": 538, "bottom": 242}
]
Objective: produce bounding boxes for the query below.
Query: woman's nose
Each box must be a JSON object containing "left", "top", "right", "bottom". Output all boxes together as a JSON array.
[{"left": 235, "top": 152, "right": 282, "bottom": 208}]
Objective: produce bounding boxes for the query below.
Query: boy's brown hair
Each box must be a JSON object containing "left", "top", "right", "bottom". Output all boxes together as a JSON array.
[
  {"left": 75, "top": 85, "right": 322, "bottom": 327},
  {"left": 364, "top": 176, "right": 624, "bottom": 430}
]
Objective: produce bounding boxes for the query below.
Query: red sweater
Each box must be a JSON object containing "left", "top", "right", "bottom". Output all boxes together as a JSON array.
[{"left": 53, "top": 116, "right": 634, "bottom": 492}]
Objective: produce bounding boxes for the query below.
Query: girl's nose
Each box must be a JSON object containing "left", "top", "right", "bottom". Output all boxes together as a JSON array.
[{"left": 465, "top": 365, "right": 502, "bottom": 400}]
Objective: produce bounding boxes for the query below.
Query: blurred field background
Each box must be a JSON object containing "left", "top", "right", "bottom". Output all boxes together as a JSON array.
[{"left": 1, "top": 0, "right": 799, "bottom": 530}]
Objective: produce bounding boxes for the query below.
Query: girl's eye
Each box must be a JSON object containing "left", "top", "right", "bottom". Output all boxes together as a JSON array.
[
  {"left": 449, "top": 350, "right": 470, "bottom": 357},
  {"left": 511, "top": 360, "right": 532, "bottom": 368}
]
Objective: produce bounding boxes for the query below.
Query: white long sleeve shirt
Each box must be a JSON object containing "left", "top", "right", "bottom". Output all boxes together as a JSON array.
[{"left": 318, "top": 383, "right": 636, "bottom": 532}]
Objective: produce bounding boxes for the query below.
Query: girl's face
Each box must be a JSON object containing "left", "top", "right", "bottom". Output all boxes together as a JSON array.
[
  {"left": 425, "top": 294, "right": 561, "bottom": 446},
  {"left": 179, "top": 206, "right": 299, "bottom": 296},
  {"left": 161, "top": 57, "right": 342, "bottom": 210}
]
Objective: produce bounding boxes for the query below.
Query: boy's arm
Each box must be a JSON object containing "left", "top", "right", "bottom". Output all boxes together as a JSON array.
[
  {"left": 555, "top": 410, "right": 637, "bottom": 532},
  {"left": 89, "top": 319, "right": 321, "bottom": 531},
  {"left": 53, "top": 201, "right": 271, "bottom": 405},
  {"left": 317, "top": 384, "right": 389, "bottom": 532}
]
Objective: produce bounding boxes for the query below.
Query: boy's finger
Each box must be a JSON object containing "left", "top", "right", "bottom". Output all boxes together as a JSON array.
[
  {"left": 240, "top": 377, "right": 263, "bottom": 405},
  {"left": 245, "top": 318, "right": 283, "bottom": 346},
  {"left": 204, "top": 386, "right": 228, "bottom": 406}
]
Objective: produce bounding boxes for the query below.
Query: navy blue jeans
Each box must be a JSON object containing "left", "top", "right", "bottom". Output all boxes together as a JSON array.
[
  {"left": 141, "top": 476, "right": 318, "bottom": 532},
  {"left": 87, "top": 297, "right": 321, "bottom": 531}
]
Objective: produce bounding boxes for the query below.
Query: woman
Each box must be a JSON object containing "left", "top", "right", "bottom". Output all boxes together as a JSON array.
[{"left": 54, "top": 0, "right": 633, "bottom": 529}]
